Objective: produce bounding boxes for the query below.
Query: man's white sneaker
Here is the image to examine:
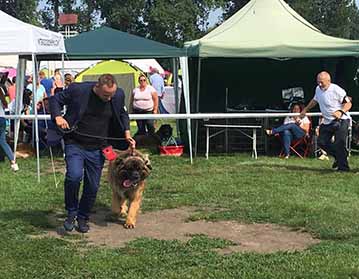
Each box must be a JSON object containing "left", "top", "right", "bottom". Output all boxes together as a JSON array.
[{"left": 11, "top": 163, "right": 19, "bottom": 172}]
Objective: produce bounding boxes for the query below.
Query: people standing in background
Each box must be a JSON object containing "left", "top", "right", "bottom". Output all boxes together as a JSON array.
[
  {"left": 131, "top": 74, "right": 158, "bottom": 136},
  {"left": 51, "top": 69, "right": 64, "bottom": 95},
  {"left": 150, "top": 68, "right": 167, "bottom": 114},
  {"left": 26, "top": 77, "right": 46, "bottom": 102},
  {"left": 7, "top": 77, "right": 16, "bottom": 102},
  {"left": 39, "top": 70, "right": 54, "bottom": 97},
  {"left": 0, "top": 87, "right": 18, "bottom": 171}
]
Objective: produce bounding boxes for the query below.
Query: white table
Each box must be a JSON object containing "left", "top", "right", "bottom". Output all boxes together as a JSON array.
[{"left": 204, "top": 124, "right": 262, "bottom": 159}]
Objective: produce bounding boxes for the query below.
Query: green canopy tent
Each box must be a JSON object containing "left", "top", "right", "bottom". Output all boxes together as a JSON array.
[
  {"left": 184, "top": 0, "right": 359, "bottom": 154},
  {"left": 61, "top": 27, "right": 193, "bottom": 162},
  {"left": 185, "top": 0, "right": 359, "bottom": 58},
  {"left": 64, "top": 26, "right": 185, "bottom": 59}
]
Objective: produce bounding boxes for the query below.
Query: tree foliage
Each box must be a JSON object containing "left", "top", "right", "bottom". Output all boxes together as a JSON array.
[
  {"left": 0, "top": 0, "right": 38, "bottom": 25},
  {"left": 95, "top": 0, "right": 223, "bottom": 46},
  {"left": 40, "top": 0, "right": 98, "bottom": 32}
]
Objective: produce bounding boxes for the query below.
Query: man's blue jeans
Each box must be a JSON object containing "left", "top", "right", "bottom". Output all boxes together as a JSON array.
[
  {"left": 272, "top": 123, "right": 305, "bottom": 156},
  {"left": 64, "top": 144, "right": 105, "bottom": 220},
  {"left": 0, "top": 117, "right": 14, "bottom": 161}
]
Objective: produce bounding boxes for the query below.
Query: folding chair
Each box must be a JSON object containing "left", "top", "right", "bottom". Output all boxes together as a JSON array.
[{"left": 276, "top": 122, "right": 313, "bottom": 159}]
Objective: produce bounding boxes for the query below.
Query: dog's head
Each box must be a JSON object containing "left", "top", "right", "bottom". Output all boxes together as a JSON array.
[
  {"left": 156, "top": 124, "right": 173, "bottom": 140},
  {"left": 112, "top": 150, "right": 152, "bottom": 188}
]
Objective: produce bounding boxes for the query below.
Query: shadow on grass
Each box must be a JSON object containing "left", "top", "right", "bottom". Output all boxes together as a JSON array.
[
  {"left": 0, "top": 206, "right": 116, "bottom": 237},
  {"left": 248, "top": 162, "right": 359, "bottom": 174},
  {"left": 0, "top": 209, "right": 56, "bottom": 230}
]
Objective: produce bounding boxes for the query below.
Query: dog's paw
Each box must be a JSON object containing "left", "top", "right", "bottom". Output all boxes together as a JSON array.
[{"left": 124, "top": 221, "right": 136, "bottom": 229}]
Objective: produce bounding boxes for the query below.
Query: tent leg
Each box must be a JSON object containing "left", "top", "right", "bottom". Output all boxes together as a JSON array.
[
  {"left": 61, "top": 53, "right": 65, "bottom": 75},
  {"left": 194, "top": 58, "right": 201, "bottom": 157},
  {"left": 180, "top": 57, "right": 193, "bottom": 164},
  {"left": 172, "top": 58, "right": 180, "bottom": 136},
  {"left": 32, "top": 53, "right": 41, "bottom": 183},
  {"left": 13, "top": 58, "right": 26, "bottom": 157}
]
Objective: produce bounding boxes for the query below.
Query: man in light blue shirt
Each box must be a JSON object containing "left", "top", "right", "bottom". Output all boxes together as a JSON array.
[{"left": 150, "top": 68, "right": 167, "bottom": 114}]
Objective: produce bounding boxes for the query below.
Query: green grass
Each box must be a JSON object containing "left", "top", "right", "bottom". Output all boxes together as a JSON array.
[{"left": 1, "top": 154, "right": 359, "bottom": 278}]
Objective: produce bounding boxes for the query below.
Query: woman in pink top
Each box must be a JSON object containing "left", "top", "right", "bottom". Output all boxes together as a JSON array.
[
  {"left": 130, "top": 74, "right": 158, "bottom": 135},
  {"left": 7, "top": 77, "right": 16, "bottom": 101}
]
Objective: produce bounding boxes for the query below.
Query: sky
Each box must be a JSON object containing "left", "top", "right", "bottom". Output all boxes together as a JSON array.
[{"left": 208, "top": 8, "right": 222, "bottom": 28}]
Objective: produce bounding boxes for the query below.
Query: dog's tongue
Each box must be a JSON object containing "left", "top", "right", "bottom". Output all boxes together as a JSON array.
[{"left": 123, "top": 179, "right": 132, "bottom": 188}]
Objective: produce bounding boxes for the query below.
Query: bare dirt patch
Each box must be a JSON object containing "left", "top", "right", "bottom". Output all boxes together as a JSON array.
[{"left": 40, "top": 207, "right": 320, "bottom": 254}]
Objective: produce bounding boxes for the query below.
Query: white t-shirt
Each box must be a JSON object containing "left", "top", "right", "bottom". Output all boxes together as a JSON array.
[
  {"left": 313, "top": 83, "right": 350, "bottom": 124},
  {"left": 26, "top": 83, "right": 46, "bottom": 102},
  {"left": 283, "top": 116, "right": 310, "bottom": 125},
  {"left": 132, "top": 85, "right": 155, "bottom": 111}
]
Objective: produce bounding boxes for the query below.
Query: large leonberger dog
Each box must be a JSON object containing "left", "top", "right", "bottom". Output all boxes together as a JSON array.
[{"left": 108, "top": 149, "right": 151, "bottom": 229}]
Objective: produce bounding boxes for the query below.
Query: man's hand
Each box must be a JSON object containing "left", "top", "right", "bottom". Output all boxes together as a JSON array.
[
  {"left": 55, "top": 116, "right": 70, "bottom": 130},
  {"left": 332, "top": 110, "right": 343, "bottom": 119},
  {"left": 300, "top": 109, "right": 307, "bottom": 118},
  {"left": 126, "top": 137, "right": 136, "bottom": 149},
  {"left": 124, "top": 130, "right": 136, "bottom": 149}
]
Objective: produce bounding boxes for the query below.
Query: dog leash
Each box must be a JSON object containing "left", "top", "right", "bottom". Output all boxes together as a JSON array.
[
  {"left": 60, "top": 126, "right": 136, "bottom": 156},
  {"left": 60, "top": 125, "right": 127, "bottom": 141}
]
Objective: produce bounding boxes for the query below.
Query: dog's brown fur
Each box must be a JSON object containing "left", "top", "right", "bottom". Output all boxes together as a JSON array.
[{"left": 108, "top": 149, "right": 151, "bottom": 229}]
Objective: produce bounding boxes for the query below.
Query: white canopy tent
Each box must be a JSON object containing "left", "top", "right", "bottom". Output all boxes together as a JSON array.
[
  {"left": 0, "top": 10, "right": 66, "bottom": 181},
  {"left": 124, "top": 59, "right": 165, "bottom": 74}
]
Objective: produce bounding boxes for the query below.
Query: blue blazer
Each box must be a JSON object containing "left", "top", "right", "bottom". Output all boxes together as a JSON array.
[{"left": 48, "top": 82, "right": 130, "bottom": 147}]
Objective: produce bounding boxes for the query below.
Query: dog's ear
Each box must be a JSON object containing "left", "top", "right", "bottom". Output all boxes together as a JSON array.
[
  {"left": 143, "top": 154, "right": 152, "bottom": 170},
  {"left": 114, "top": 156, "right": 125, "bottom": 170}
]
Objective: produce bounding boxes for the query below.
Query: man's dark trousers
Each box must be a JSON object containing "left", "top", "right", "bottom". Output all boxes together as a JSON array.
[
  {"left": 64, "top": 144, "right": 105, "bottom": 220},
  {"left": 318, "top": 119, "right": 350, "bottom": 171}
]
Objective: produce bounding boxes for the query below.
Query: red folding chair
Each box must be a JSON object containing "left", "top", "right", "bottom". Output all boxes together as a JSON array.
[{"left": 276, "top": 122, "right": 313, "bottom": 159}]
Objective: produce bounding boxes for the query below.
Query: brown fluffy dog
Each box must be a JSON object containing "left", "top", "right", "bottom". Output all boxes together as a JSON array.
[{"left": 108, "top": 149, "right": 151, "bottom": 229}]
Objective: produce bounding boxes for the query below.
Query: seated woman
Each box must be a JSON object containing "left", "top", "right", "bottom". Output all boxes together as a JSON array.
[
  {"left": 130, "top": 74, "right": 158, "bottom": 136},
  {"left": 265, "top": 103, "right": 310, "bottom": 158}
]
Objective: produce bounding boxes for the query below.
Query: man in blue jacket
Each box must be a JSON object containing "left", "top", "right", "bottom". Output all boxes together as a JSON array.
[{"left": 49, "top": 74, "right": 135, "bottom": 233}]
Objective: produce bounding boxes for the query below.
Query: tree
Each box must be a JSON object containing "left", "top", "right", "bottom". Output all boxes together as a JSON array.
[
  {"left": 96, "top": 0, "right": 224, "bottom": 46},
  {"left": 40, "top": 0, "right": 97, "bottom": 33},
  {"left": 0, "top": 0, "right": 38, "bottom": 25}
]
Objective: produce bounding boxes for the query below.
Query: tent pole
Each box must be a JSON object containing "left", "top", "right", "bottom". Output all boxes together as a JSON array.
[
  {"left": 32, "top": 53, "right": 41, "bottom": 183},
  {"left": 172, "top": 58, "right": 180, "bottom": 136},
  {"left": 179, "top": 57, "right": 193, "bottom": 164},
  {"left": 194, "top": 57, "right": 201, "bottom": 157},
  {"left": 61, "top": 53, "right": 65, "bottom": 75},
  {"left": 13, "top": 57, "right": 26, "bottom": 157}
]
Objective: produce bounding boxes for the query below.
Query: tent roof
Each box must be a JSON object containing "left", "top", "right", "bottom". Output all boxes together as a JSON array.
[
  {"left": 185, "top": 0, "right": 359, "bottom": 58},
  {"left": 64, "top": 26, "right": 185, "bottom": 59},
  {"left": 0, "top": 10, "right": 65, "bottom": 55},
  {"left": 76, "top": 60, "right": 142, "bottom": 76},
  {"left": 125, "top": 59, "right": 165, "bottom": 74}
]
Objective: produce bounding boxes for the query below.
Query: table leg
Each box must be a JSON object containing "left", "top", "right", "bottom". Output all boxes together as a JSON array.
[
  {"left": 206, "top": 127, "right": 209, "bottom": 159},
  {"left": 253, "top": 129, "right": 257, "bottom": 159}
]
